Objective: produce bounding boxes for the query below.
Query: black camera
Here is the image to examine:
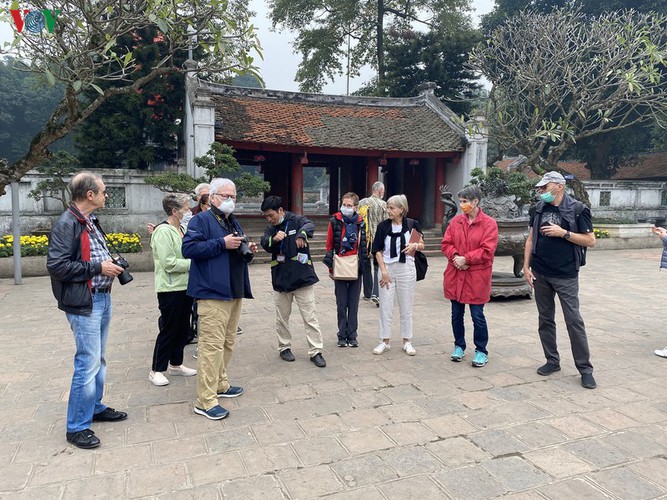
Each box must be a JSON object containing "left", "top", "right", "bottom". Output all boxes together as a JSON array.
[
  {"left": 113, "top": 256, "right": 134, "bottom": 285},
  {"left": 234, "top": 233, "right": 254, "bottom": 263}
]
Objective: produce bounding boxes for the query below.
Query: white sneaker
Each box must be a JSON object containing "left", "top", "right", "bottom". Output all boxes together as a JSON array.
[
  {"left": 655, "top": 348, "right": 667, "bottom": 358},
  {"left": 168, "top": 364, "right": 197, "bottom": 376},
  {"left": 403, "top": 342, "right": 416, "bottom": 356},
  {"left": 149, "top": 371, "right": 169, "bottom": 386},
  {"left": 373, "top": 342, "right": 390, "bottom": 355}
]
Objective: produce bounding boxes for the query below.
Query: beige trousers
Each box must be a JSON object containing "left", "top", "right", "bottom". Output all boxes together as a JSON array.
[
  {"left": 274, "top": 285, "right": 323, "bottom": 357},
  {"left": 195, "top": 298, "right": 241, "bottom": 410}
]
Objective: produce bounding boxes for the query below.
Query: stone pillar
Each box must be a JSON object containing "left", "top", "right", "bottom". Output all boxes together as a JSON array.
[
  {"left": 191, "top": 87, "right": 216, "bottom": 179},
  {"left": 291, "top": 155, "right": 304, "bottom": 215}
]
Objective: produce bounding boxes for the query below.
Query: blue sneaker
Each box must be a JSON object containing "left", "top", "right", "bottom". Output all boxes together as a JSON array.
[
  {"left": 217, "top": 386, "right": 244, "bottom": 398},
  {"left": 193, "top": 405, "right": 229, "bottom": 420},
  {"left": 451, "top": 346, "right": 465, "bottom": 362},
  {"left": 472, "top": 351, "right": 488, "bottom": 367}
]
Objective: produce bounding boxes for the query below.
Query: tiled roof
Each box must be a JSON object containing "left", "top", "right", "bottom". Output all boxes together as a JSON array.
[
  {"left": 200, "top": 84, "right": 466, "bottom": 154},
  {"left": 496, "top": 153, "right": 667, "bottom": 181}
]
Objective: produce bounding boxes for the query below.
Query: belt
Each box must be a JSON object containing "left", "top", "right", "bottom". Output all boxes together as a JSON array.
[{"left": 92, "top": 287, "right": 111, "bottom": 294}]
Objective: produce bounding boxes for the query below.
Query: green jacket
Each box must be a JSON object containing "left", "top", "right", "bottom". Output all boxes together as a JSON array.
[{"left": 150, "top": 223, "right": 190, "bottom": 292}]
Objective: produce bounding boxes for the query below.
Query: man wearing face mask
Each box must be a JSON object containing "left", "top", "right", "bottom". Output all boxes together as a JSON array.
[
  {"left": 260, "top": 195, "right": 326, "bottom": 367},
  {"left": 182, "top": 178, "right": 257, "bottom": 420},
  {"left": 523, "top": 171, "right": 597, "bottom": 389}
]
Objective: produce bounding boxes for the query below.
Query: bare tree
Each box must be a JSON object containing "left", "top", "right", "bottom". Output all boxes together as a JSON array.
[
  {"left": 0, "top": 0, "right": 261, "bottom": 196},
  {"left": 469, "top": 8, "right": 667, "bottom": 190}
]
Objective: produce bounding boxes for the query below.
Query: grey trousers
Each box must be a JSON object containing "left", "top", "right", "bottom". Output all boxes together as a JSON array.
[{"left": 533, "top": 271, "right": 593, "bottom": 374}]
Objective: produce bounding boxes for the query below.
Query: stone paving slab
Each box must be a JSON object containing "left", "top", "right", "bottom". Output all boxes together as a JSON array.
[{"left": 1, "top": 249, "right": 667, "bottom": 498}]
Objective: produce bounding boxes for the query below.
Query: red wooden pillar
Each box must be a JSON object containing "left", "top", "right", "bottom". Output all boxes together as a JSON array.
[
  {"left": 434, "top": 157, "right": 446, "bottom": 224},
  {"left": 366, "top": 157, "right": 378, "bottom": 196},
  {"left": 291, "top": 154, "right": 304, "bottom": 215}
]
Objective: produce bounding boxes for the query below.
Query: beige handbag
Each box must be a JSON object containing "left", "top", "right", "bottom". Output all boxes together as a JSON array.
[{"left": 333, "top": 253, "right": 358, "bottom": 280}]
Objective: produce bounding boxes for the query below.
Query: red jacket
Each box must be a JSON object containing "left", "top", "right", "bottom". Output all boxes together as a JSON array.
[{"left": 441, "top": 209, "right": 498, "bottom": 304}]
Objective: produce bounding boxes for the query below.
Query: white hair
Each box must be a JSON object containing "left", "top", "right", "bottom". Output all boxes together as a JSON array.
[
  {"left": 194, "top": 183, "right": 210, "bottom": 197},
  {"left": 210, "top": 178, "right": 236, "bottom": 195},
  {"left": 372, "top": 181, "right": 385, "bottom": 195}
]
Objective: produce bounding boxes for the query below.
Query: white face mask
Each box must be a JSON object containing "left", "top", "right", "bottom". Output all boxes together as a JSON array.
[
  {"left": 340, "top": 206, "right": 355, "bottom": 218},
  {"left": 220, "top": 198, "right": 235, "bottom": 215}
]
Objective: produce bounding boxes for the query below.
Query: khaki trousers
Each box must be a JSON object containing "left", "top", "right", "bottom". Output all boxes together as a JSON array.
[
  {"left": 274, "top": 285, "right": 323, "bottom": 357},
  {"left": 195, "top": 298, "right": 241, "bottom": 410}
]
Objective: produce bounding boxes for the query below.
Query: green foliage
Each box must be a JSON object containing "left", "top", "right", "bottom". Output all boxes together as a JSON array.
[
  {"left": 143, "top": 172, "right": 203, "bottom": 195},
  {"left": 194, "top": 143, "right": 270, "bottom": 199},
  {"left": 470, "top": 166, "right": 533, "bottom": 208},
  {"left": 28, "top": 151, "right": 79, "bottom": 210}
]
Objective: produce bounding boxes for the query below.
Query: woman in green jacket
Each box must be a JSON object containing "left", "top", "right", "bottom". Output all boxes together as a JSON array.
[{"left": 149, "top": 193, "right": 197, "bottom": 386}]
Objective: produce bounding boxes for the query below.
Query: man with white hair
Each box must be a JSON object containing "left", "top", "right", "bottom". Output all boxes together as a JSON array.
[
  {"left": 190, "top": 183, "right": 210, "bottom": 215},
  {"left": 182, "top": 178, "right": 257, "bottom": 420},
  {"left": 359, "top": 181, "right": 387, "bottom": 305}
]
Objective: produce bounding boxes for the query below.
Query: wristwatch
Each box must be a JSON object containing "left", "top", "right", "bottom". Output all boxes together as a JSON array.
[{"left": 563, "top": 231, "right": 571, "bottom": 240}]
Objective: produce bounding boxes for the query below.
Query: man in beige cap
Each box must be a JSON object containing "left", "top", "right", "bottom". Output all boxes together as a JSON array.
[{"left": 523, "top": 171, "right": 597, "bottom": 389}]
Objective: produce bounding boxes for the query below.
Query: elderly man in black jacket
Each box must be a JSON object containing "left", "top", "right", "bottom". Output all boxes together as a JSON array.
[
  {"left": 47, "top": 172, "right": 127, "bottom": 449},
  {"left": 260, "top": 196, "right": 326, "bottom": 367}
]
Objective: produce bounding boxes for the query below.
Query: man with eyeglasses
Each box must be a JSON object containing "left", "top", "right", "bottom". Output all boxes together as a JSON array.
[
  {"left": 523, "top": 171, "right": 597, "bottom": 390},
  {"left": 182, "top": 178, "right": 257, "bottom": 420},
  {"left": 47, "top": 172, "right": 128, "bottom": 449}
]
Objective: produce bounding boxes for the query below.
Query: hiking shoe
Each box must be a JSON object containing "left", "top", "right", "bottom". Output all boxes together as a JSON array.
[
  {"left": 337, "top": 339, "right": 348, "bottom": 348},
  {"left": 403, "top": 342, "right": 416, "bottom": 356},
  {"left": 280, "top": 349, "right": 295, "bottom": 362},
  {"left": 581, "top": 373, "right": 597, "bottom": 389},
  {"left": 168, "top": 364, "right": 197, "bottom": 376},
  {"left": 149, "top": 371, "right": 169, "bottom": 386},
  {"left": 451, "top": 346, "right": 465, "bottom": 362},
  {"left": 217, "top": 386, "right": 244, "bottom": 398},
  {"left": 348, "top": 340, "right": 359, "bottom": 348},
  {"left": 655, "top": 347, "right": 667, "bottom": 358},
  {"left": 472, "top": 351, "right": 488, "bottom": 367},
  {"left": 370, "top": 296, "right": 380, "bottom": 306},
  {"left": 373, "top": 342, "right": 390, "bottom": 355},
  {"left": 537, "top": 363, "right": 561, "bottom": 376},
  {"left": 193, "top": 405, "right": 229, "bottom": 420},
  {"left": 237, "top": 326, "right": 243, "bottom": 335}
]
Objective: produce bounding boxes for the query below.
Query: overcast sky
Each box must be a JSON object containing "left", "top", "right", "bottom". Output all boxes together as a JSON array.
[{"left": 0, "top": 0, "right": 495, "bottom": 94}]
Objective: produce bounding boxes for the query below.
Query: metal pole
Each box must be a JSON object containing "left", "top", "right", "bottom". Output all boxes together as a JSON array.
[{"left": 10, "top": 182, "right": 22, "bottom": 285}]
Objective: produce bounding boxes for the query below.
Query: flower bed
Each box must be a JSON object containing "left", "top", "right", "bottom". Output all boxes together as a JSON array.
[{"left": 0, "top": 233, "right": 142, "bottom": 257}]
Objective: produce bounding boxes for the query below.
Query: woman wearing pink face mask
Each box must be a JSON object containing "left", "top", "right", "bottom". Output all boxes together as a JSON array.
[{"left": 441, "top": 185, "right": 498, "bottom": 368}]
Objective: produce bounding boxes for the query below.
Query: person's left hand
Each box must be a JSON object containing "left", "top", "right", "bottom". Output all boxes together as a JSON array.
[
  {"left": 453, "top": 255, "right": 467, "bottom": 269},
  {"left": 249, "top": 242, "right": 259, "bottom": 253},
  {"left": 296, "top": 237, "right": 308, "bottom": 248}
]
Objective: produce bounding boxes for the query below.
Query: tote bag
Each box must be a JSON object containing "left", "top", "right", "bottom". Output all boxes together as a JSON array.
[{"left": 333, "top": 253, "right": 358, "bottom": 280}]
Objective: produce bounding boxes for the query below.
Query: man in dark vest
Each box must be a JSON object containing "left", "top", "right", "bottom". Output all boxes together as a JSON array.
[{"left": 523, "top": 171, "right": 597, "bottom": 389}]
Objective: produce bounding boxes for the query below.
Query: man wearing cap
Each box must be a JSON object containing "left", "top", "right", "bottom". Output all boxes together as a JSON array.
[{"left": 523, "top": 171, "right": 597, "bottom": 389}]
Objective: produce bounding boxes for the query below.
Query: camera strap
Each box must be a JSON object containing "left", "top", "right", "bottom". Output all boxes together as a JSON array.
[{"left": 91, "top": 218, "right": 124, "bottom": 258}]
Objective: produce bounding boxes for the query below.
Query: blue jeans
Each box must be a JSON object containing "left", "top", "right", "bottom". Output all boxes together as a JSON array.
[
  {"left": 65, "top": 292, "right": 112, "bottom": 432},
  {"left": 450, "top": 300, "right": 488, "bottom": 354}
]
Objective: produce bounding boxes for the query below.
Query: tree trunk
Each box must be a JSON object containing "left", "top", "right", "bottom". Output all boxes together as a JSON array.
[{"left": 377, "top": 0, "right": 386, "bottom": 96}]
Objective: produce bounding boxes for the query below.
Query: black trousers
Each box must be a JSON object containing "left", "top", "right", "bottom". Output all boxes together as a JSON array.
[
  {"left": 152, "top": 291, "right": 194, "bottom": 371},
  {"left": 335, "top": 278, "right": 361, "bottom": 342}
]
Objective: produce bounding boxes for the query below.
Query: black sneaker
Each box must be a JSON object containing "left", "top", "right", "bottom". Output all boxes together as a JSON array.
[
  {"left": 581, "top": 373, "right": 597, "bottom": 389},
  {"left": 280, "top": 349, "right": 295, "bottom": 362},
  {"left": 310, "top": 353, "right": 326, "bottom": 368},
  {"left": 537, "top": 363, "right": 561, "bottom": 376},
  {"left": 92, "top": 407, "right": 128, "bottom": 422},
  {"left": 348, "top": 340, "right": 359, "bottom": 348},
  {"left": 337, "top": 339, "right": 347, "bottom": 348},
  {"left": 66, "top": 429, "right": 100, "bottom": 449}
]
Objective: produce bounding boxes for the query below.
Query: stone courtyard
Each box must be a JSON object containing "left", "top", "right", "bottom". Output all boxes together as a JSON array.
[{"left": 1, "top": 249, "right": 667, "bottom": 499}]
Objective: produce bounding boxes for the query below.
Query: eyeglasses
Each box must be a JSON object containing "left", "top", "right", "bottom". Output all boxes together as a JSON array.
[{"left": 211, "top": 193, "right": 237, "bottom": 201}]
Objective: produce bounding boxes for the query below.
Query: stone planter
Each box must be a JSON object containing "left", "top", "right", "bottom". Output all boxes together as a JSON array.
[{"left": 594, "top": 223, "right": 655, "bottom": 238}]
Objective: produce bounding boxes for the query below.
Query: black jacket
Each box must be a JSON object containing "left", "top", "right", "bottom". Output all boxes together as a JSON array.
[
  {"left": 260, "top": 211, "right": 319, "bottom": 292},
  {"left": 47, "top": 205, "right": 103, "bottom": 315}
]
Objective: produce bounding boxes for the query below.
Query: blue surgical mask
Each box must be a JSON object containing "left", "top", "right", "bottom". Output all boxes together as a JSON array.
[
  {"left": 340, "top": 206, "right": 354, "bottom": 218},
  {"left": 539, "top": 190, "right": 556, "bottom": 203}
]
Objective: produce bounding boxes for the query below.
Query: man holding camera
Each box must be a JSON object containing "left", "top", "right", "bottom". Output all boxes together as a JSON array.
[
  {"left": 182, "top": 178, "right": 256, "bottom": 420},
  {"left": 47, "top": 172, "right": 128, "bottom": 450}
]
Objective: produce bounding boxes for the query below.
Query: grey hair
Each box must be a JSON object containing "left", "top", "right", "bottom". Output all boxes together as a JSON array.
[
  {"left": 457, "top": 185, "right": 483, "bottom": 201},
  {"left": 210, "top": 178, "right": 236, "bottom": 195},
  {"left": 371, "top": 181, "right": 385, "bottom": 194},
  {"left": 386, "top": 194, "right": 409, "bottom": 216},
  {"left": 70, "top": 172, "right": 102, "bottom": 202},
  {"left": 194, "top": 183, "right": 210, "bottom": 197},
  {"left": 162, "top": 193, "right": 191, "bottom": 216}
]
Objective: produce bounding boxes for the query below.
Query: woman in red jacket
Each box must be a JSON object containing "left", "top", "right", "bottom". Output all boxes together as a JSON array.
[{"left": 441, "top": 185, "right": 498, "bottom": 367}]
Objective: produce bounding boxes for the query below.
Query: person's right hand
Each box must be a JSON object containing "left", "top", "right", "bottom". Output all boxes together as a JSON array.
[
  {"left": 101, "top": 259, "right": 124, "bottom": 277},
  {"left": 147, "top": 223, "right": 156, "bottom": 235},
  {"left": 224, "top": 235, "right": 244, "bottom": 250},
  {"left": 523, "top": 267, "right": 535, "bottom": 288},
  {"left": 379, "top": 270, "right": 392, "bottom": 289},
  {"left": 273, "top": 230, "right": 287, "bottom": 242},
  {"left": 652, "top": 227, "right": 667, "bottom": 237}
]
